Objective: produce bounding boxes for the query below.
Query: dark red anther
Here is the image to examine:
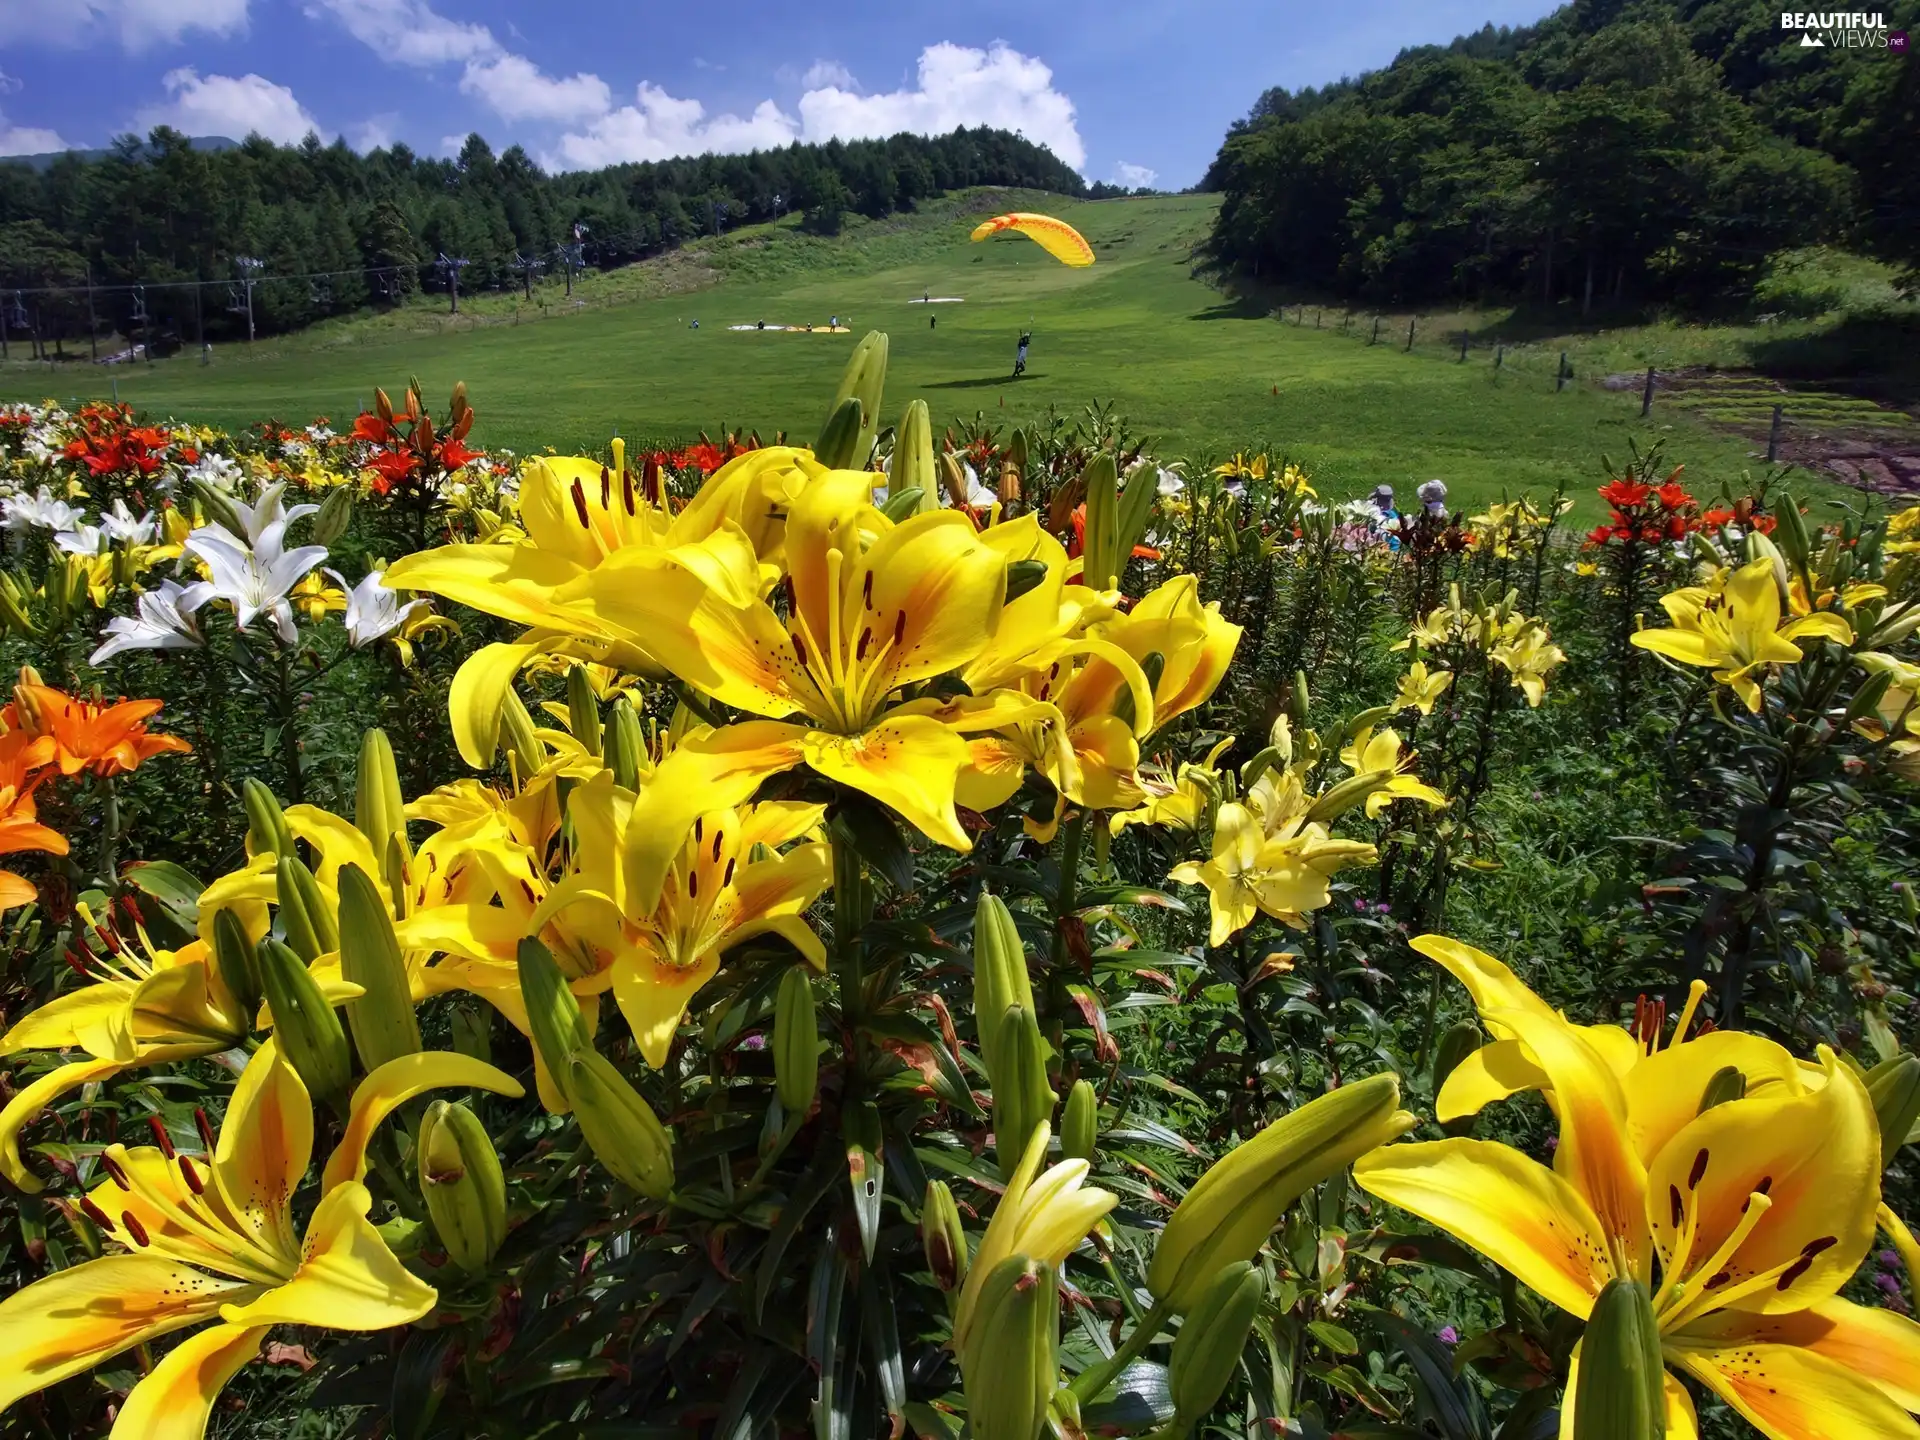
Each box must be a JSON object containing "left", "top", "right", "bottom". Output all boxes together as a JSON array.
[
  {"left": 178, "top": 1154, "right": 205, "bottom": 1194},
  {"left": 121, "top": 1211, "right": 151, "bottom": 1247},
  {"left": 856, "top": 627, "right": 872, "bottom": 661},
  {"left": 599, "top": 464, "right": 611, "bottom": 510},
  {"left": 571, "top": 479, "right": 591, "bottom": 527},
  {"left": 687, "top": 870, "right": 700, "bottom": 900},
  {"left": 723, "top": 858, "right": 736, "bottom": 887},
  {"left": 79, "top": 1197, "right": 115, "bottom": 1232},
  {"left": 147, "top": 1115, "right": 175, "bottom": 1160},
  {"left": 643, "top": 455, "right": 662, "bottom": 504},
  {"left": 100, "top": 1151, "right": 131, "bottom": 1190},
  {"left": 893, "top": 611, "right": 907, "bottom": 647},
  {"left": 62, "top": 949, "right": 89, "bottom": 978},
  {"left": 621, "top": 465, "right": 636, "bottom": 516},
  {"left": 194, "top": 1107, "right": 216, "bottom": 1153},
  {"left": 711, "top": 830, "right": 723, "bottom": 862},
  {"left": 792, "top": 633, "right": 808, "bottom": 668},
  {"left": 861, "top": 571, "right": 874, "bottom": 609}
]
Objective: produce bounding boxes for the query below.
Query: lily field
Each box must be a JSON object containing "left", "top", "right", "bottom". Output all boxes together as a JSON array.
[{"left": 0, "top": 264, "right": 1917, "bottom": 1440}]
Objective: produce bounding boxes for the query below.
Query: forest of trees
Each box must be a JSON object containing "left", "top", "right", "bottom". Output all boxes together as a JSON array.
[
  {"left": 1202, "top": 0, "right": 1919, "bottom": 307},
  {"left": 0, "top": 125, "right": 1085, "bottom": 352}
]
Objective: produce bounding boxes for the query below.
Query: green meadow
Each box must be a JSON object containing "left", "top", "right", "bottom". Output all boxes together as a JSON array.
[{"left": 0, "top": 191, "right": 1873, "bottom": 515}]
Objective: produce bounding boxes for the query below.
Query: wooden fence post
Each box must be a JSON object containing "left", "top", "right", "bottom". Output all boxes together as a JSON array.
[
  {"left": 1556, "top": 351, "right": 1569, "bottom": 391},
  {"left": 1370, "top": 316, "right": 1381, "bottom": 345},
  {"left": 1406, "top": 316, "right": 1416, "bottom": 351},
  {"left": 1641, "top": 366, "right": 1656, "bottom": 417}
]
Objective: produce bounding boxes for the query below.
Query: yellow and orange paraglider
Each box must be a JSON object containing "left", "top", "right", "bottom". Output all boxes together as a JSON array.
[{"left": 969, "top": 212, "right": 1095, "bottom": 267}]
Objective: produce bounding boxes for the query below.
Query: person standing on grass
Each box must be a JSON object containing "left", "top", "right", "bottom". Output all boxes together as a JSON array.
[
  {"left": 1013, "top": 329, "right": 1031, "bottom": 378},
  {"left": 1370, "top": 484, "right": 1401, "bottom": 551},
  {"left": 930, "top": 313, "right": 937, "bottom": 330}
]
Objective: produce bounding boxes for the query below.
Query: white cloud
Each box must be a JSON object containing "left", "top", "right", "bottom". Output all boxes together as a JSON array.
[
  {"left": 553, "top": 85, "right": 797, "bottom": 170},
  {"left": 460, "top": 53, "right": 610, "bottom": 126},
  {"left": 307, "top": 0, "right": 493, "bottom": 67},
  {"left": 797, "top": 43, "right": 1084, "bottom": 171},
  {"left": 137, "top": 69, "right": 324, "bottom": 144},
  {"left": 801, "top": 60, "right": 857, "bottom": 91},
  {"left": 0, "top": 71, "right": 20, "bottom": 96},
  {"left": 349, "top": 114, "right": 399, "bottom": 152},
  {"left": 0, "top": 121, "right": 68, "bottom": 157},
  {"left": 0, "top": 0, "right": 250, "bottom": 50},
  {"left": 1111, "top": 162, "right": 1157, "bottom": 189}
]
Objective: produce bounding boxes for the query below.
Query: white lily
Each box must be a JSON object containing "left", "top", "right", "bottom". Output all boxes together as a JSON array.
[
  {"left": 332, "top": 568, "right": 427, "bottom": 649},
  {"left": 89, "top": 579, "right": 214, "bottom": 664},
  {"left": 4, "top": 487, "right": 83, "bottom": 533},
  {"left": 99, "top": 499, "right": 158, "bottom": 546},
  {"left": 53, "top": 525, "right": 109, "bottom": 556},
  {"left": 938, "top": 460, "right": 997, "bottom": 509},
  {"left": 185, "top": 523, "right": 328, "bottom": 644},
  {"left": 183, "top": 453, "right": 244, "bottom": 494},
  {"left": 225, "top": 482, "right": 319, "bottom": 557}
]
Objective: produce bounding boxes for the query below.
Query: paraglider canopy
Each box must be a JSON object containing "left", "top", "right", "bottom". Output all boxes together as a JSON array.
[{"left": 969, "top": 213, "right": 1094, "bottom": 267}]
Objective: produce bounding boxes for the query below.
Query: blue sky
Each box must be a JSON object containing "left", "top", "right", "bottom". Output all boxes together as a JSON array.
[{"left": 0, "top": 0, "right": 1560, "bottom": 188}]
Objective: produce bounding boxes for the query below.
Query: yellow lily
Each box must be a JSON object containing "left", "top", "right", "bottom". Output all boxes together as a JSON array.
[
  {"left": 957, "top": 516, "right": 1111, "bottom": 694},
  {"left": 1489, "top": 621, "right": 1566, "bottom": 708},
  {"left": 570, "top": 469, "right": 1016, "bottom": 910},
  {"left": 1632, "top": 557, "right": 1853, "bottom": 713},
  {"left": 1355, "top": 999, "right": 1920, "bottom": 1439},
  {"left": 1169, "top": 799, "right": 1376, "bottom": 945},
  {"left": 387, "top": 445, "right": 821, "bottom": 765},
  {"left": 1854, "top": 653, "right": 1920, "bottom": 783},
  {"left": 1212, "top": 453, "right": 1268, "bottom": 483},
  {"left": 952, "top": 1121, "right": 1116, "bottom": 1360},
  {"left": 0, "top": 1040, "right": 521, "bottom": 1435},
  {"left": 1337, "top": 726, "right": 1448, "bottom": 817},
  {"left": 1109, "top": 736, "right": 1234, "bottom": 836},
  {"left": 290, "top": 569, "right": 347, "bottom": 624},
  {"left": 1, "top": 907, "right": 250, "bottom": 1192},
  {"left": 1887, "top": 504, "right": 1920, "bottom": 556},
  {"left": 1392, "top": 662, "right": 1453, "bottom": 716},
  {"left": 529, "top": 772, "right": 832, "bottom": 1066}
]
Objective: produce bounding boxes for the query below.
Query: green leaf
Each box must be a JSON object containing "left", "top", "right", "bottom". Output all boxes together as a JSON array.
[
  {"left": 1306, "top": 1320, "right": 1361, "bottom": 1356},
  {"left": 122, "top": 860, "right": 204, "bottom": 933}
]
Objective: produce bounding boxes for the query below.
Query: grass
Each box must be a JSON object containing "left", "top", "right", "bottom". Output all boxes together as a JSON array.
[{"left": 0, "top": 191, "right": 1889, "bottom": 517}]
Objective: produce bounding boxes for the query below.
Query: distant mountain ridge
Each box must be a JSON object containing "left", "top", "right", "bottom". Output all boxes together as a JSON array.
[{"left": 5, "top": 135, "right": 238, "bottom": 172}]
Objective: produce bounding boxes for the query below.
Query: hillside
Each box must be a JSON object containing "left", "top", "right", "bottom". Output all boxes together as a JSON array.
[{"left": 1204, "top": 0, "right": 1919, "bottom": 306}]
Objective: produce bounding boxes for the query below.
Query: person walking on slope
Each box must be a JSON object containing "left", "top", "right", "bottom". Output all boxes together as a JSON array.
[{"left": 1012, "top": 330, "right": 1031, "bottom": 378}]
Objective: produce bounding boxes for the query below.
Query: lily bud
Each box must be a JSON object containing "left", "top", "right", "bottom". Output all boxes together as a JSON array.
[
  {"left": 1168, "top": 1261, "right": 1265, "bottom": 1426},
  {"left": 336, "top": 862, "right": 422, "bottom": 1072},
  {"left": 922, "top": 1179, "right": 968, "bottom": 1292},
  {"left": 1867, "top": 1055, "right": 1920, "bottom": 1170},
  {"left": 211, "top": 906, "right": 262, "bottom": 1022},
  {"left": 960, "top": 1255, "right": 1058, "bottom": 1440},
  {"left": 815, "top": 396, "right": 866, "bottom": 471},
  {"left": 311, "top": 485, "right": 353, "bottom": 547},
  {"left": 1774, "top": 492, "right": 1813, "bottom": 571},
  {"left": 384, "top": 830, "right": 412, "bottom": 921},
  {"left": 419, "top": 1099, "right": 507, "bottom": 1273},
  {"left": 1003, "top": 559, "right": 1048, "bottom": 606},
  {"left": 773, "top": 967, "right": 818, "bottom": 1118},
  {"left": 973, "top": 892, "right": 1036, "bottom": 1085},
  {"left": 1744, "top": 531, "right": 1790, "bottom": 601},
  {"left": 894, "top": 399, "right": 937, "bottom": 514},
  {"left": 993, "top": 1004, "right": 1056, "bottom": 1181},
  {"left": 1573, "top": 1277, "right": 1666, "bottom": 1440},
  {"left": 1695, "top": 1065, "right": 1747, "bottom": 1116},
  {"left": 1304, "top": 771, "right": 1392, "bottom": 825},
  {"left": 1061, "top": 1079, "right": 1098, "bottom": 1163},
  {"left": 566, "top": 665, "right": 601, "bottom": 758},
  {"left": 498, "top": 688, "right": 544, "bottom": 785},
  {"left": 1290, "top": 670, "right": 1311, "bottom": 727},
  {"left": 354, "top": 728, "right": 405, "bottom": 859},
  {"left": 243, "top": 778, "right": 294, "bottom": 859},
  {"left": 275, "top": 854, "right": 338, "bottom": 963},
  {"left": 256, "top": 937, "right": 351, "bottom": 1112},
  {"left": 605, "top": 697, "right": 644, "bottom": 790},
  {"left": 515, "top": 938, "right": 593, "bottom": 1076},
  {"left": 1148, "top": 1073, "right": 1414, "bottom": 1311},
  {"left": 564, "top": 1049, "right": 675, "bottom": 1199}
]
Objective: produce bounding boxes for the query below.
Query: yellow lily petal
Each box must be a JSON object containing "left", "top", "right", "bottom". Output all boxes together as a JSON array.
[
  {"left": 219, "top": 1182, "right": 437, "bottom": 1331},
  {"left": 1353, "top": 1137, "right": 1611, "bottom": 1320},
  {"left": 1558, "top": 1345, "right": 1700, "bottom": 1440},
  {"left": 448, "top": 640, "right": 545, "bottom": 769},
  {"left": 110, "top": 1322, "right": 270, "bottom": 1440},
  {"left": 1647, "top": 1049, "right": 1877, "bottom": 1315},
  {"left": 322, "top": 1051, "right": 525, "bottom": 1191},
  {"left": 211, "top": 1040, "right": 311, "bottom": 1264},
  {"left": 1, "top": 1055, "right": 126, "bottom": 1193},
  {"left": 1781, "top": 612, "right": 1853, "bottom": 647},
  {"left": 1411, "top": 934, "right": 1560, "bottom": 1032},
  {"left": 801, "top": 715, "right": 977, "bottom": 852},
  {"left": 1669, "top": 1337, "right": 1920, "bottom": 1440},
  {"left": 1620, "top": 1030, "right": 1809, "bottom": 1167},
  {"left": 1679, "top": 1296, "right": 1920, "bottom": 1413},
  {"left": 0, "top": 1254, "right": 256, "bottom": 1411},
  {"left": 1435, "top": 1039, "right": 1548, "bottom": 1122},
  {"left": 857, "top": 507, "right": 1009, "bottom": 694},
  {"left": 1631, "top": 629, "right": 1721, "bottom": 666},
  {"left": 0, "top": 979, "right": 138, "bottom": 1061},
  {"left": 383, "top": 544, "right": 588, "bottom": 630},
  {"left": 611, "top": 948, "right": 720, "bottom": 1069},
  {"left": 1487, "top": 1006, "right": 1649, "bottom": 1278}
]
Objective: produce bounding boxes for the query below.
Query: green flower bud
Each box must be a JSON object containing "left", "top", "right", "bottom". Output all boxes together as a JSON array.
[
  {"left": 566, "top": 665, "right": 601, "bottom": 758},
  {"left": 354, "top": 728, "right": 405, "bottom": 861},
  {"left": 311, "top": 484, "right": 354, "bottom": 548},
  {"left": 336, "top": 862, "right": 422, "bottom": 1072},
  {"left": 256, "top": 937, "right": 351, "bottom": 1112},
  {"left": 565, "top": 1049, "right": 675, "bottom": 1199},
  {"left": 773, "top": 967, "right": 819, "bottom": 1118},
  {"left": 419, "top": 1099, "right": 507, "bottom": 1273},
  {"left": 973, "top": 892, "right": 1035, "bottom": 1085},
  {"left": 243, "top": 778, "right": 294, "bottom": 859},
  {"left": 498, "top": 688, "right": 544, "bottom": 784},
  {"left": 993, "top": 1005, "right": 1055, "bottom": 1181},
  {"left": 1061, "top": 1079, "right": 1098, "bottom": 1163},
  {"left": 1168, "top": 1261, "right": 1265, "bottom": 1425},
  {"left": 211, "top": 906, "right": 262, "bottom": 1024},
  {"left": 1573, "top": 1278, "right": 1666, "bottom": 1440},
  {"left": 960, "top": 1255, "right": 1058, "bottom": 1440},
  {"left": 813, "top": 396, "right": 866, "bottom": 470},
  {"left": 515, "top": 938, "right": 593, "bottom": 1077},
  {"left": 922, "top": 1179, "right": 968, "bottom": 1292},
  {"left": 1695, "top": 1065, "right": 1747, "bottom": 1116},
  {"left": 894, "top": 399, "right": 936, "bottom": 514},
  {"left": 605, "top": 697, "right": 644, "bottom": 791},
  {"left": 275, "top": 854, "right": 337, "bottom": 963},
  {"left": 1148, "top": 1074, "right": 1414, "bottom": 1311},
  {"left": 1867, "top": 1055, "right": 1920, "bottom": 1170}
]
